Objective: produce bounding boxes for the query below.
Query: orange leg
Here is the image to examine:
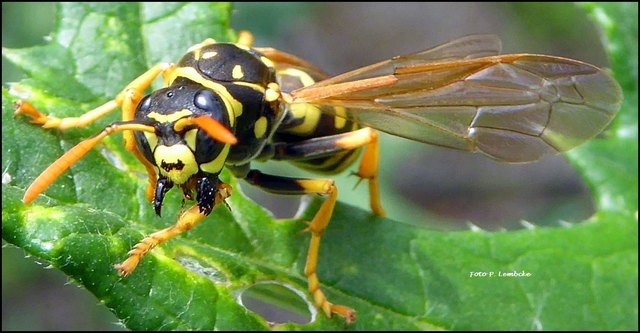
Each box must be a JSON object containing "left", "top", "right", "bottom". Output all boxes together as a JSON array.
[
  {"left": 236, "top": 30, "right": 254, "bottom": 47},
  {"left": 15, "top": 63, "right": 173, "bottom": 131},
  {"left": 244, "top": 170, "right": 356, "bottom": 324},
  {"left": 115, "top": 183, "right": 232, "bottom": 276},
  {"left": 15, "top": 63, "right": 175, "bottom": 202},
  {"left": 336, "top": 128, "right": 384, "bottom": 217}
]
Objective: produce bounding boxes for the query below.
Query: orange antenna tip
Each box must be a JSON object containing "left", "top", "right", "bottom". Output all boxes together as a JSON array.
[{"left": 191, "top": 117, "right": 237, "bottom": 144}]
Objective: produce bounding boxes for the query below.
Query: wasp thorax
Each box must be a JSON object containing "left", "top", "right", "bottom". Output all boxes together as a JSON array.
[{"left": 154, "top": 144, "right": 199, "bottom": 185}]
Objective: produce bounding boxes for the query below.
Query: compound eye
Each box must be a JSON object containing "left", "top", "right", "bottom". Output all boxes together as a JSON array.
[
  {"left": 194, "top": 90, "right": 221, "bottom": 112},
  {"left": 138, "top": 95, "right": 152, "bottom": 112}
]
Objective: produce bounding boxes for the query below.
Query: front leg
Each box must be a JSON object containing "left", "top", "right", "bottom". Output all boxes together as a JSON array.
[
  {"left": 115, "top": 179, "right": 231, "bottom": 277},
  {"left": 196, "top": 176, "right": 219, "bottom": 215},
  {"left": 15, "top": 63, "right": 175, "bottom": 202}
]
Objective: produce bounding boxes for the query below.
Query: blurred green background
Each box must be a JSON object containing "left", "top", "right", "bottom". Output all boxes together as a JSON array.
[{"left": 2, "top": 2, "right": 612, "bottom": 330}]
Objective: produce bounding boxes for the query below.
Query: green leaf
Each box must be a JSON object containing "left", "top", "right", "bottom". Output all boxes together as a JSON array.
[
  {"left": 2, "top": 2, "right": 637, "bottom": 331},
  {"left": 571, "top": 2, "right": 639, "bottom": 214}
]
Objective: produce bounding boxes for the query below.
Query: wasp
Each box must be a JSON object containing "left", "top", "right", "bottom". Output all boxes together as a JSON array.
[{"left": 15, "top": 31, "right": 622, "bottom": 324}]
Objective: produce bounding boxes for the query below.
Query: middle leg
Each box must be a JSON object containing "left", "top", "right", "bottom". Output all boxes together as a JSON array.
[
  {"left": 115, "top": 182, "right": 232, "bottom": 276},
  {"left": 268, "top": 127, "right": 384, "bottom": 216},
  {"left": 244, "top": 170, "right": 356, "bottom": 323}
]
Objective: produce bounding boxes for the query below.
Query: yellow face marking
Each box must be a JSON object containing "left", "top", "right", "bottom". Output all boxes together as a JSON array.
[
  {"left": 200, "top": 144, "right": 230, "bottom": 174},
  {"left": 167, "top": 67, "right": 244, "bottom": 123},
  {"left": 144, "top": 132, "right": 158, "bottom": 152},
  {"left": 193, "top": 48, "right": 201, "bottom": 60},
  {"left": 185, "top": 129, "right": 198, "bottom": 151},
  {"left": 202, "top": 51, "right": 217, "bottom": 59},
  {"left": 254, "top": 116, "right": 267, "bottom": 138},
  {"left": 334, "top": 106, "right": 348, "bottom": 129},
  {"left": 187, "top": 38, "right": 216, "bottom": 53},
  {"left": 232, "top": 65, "right": 244, "bottom": 79},
  {"left": 260, "top": 56, "right": 275, "bottom": 68},
  {"left": 280, "top": 68, "right": 315, "bottom": 87},
  {"left": 154, "top": 144, "right": 198, "bottom": 185},
  {"left": 148, "top": 109, "right": 192, "bottom": 123}
]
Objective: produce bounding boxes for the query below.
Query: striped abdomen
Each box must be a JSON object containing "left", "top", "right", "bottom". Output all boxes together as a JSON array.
[{"left": 273, "top": 66, "right": 361, "bottom": 174}]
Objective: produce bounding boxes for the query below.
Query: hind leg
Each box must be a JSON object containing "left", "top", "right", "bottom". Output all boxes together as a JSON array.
[{"left": 267, "top": 126, "right": 384, "bottom": 216}]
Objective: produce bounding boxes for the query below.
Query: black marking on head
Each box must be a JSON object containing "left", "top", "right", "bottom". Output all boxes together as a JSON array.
[{"left": 160, "top": 159, "right": 185, "bottom": 172}]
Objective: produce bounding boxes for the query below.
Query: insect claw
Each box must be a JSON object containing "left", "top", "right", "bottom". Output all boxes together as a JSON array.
[
  {"left": 298, "top": 222, "right": 312, "bottom": 235},
  {"left": 114, "top": 263, "right": 131, "bottom": 277},
  {"left": 14, "top": 100, "right": 48, "bottom": 125},
  {"left": 350, "top": 171, "right": 369, "bottom": 190}
]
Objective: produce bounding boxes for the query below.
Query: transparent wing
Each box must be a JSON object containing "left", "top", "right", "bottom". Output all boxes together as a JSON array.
[
  {"left": 287, "top": 37, "right": 622, "bottom": 163},
  {"left": 300, "top": 34, "right": 502, "bottom": 90}
]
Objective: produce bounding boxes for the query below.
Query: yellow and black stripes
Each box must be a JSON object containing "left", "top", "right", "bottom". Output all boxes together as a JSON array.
[
  {"left": 264, "top": 127, "right": 385, "bottom": 215},
  {"left": 169, "top": 42, "right": 282, "bottom": 165},
  {"left": 167, "top": 68, "right": 242, "bottom": 126},
  {"left": 273, "top": 64, "right": 363, "bottom": 174},
  {"left": 269, "top": 127, "right": 365, "bottom": 173},
  {"left": 178, "top": 43, "right": 274, "bottom": 86},
  {"left": 133, "top": 85, "right": 234, "bottom": 185}
]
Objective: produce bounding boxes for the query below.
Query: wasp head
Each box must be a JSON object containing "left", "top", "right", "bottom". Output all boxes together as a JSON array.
[{"left": 133, "top": 84, "right": 235, "bottom": 214}]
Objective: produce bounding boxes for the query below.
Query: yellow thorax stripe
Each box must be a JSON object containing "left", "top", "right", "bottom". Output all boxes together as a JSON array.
[
  {"left": 233, "top": 81, "right": 265, "bottom": 93},
  {"left": 280, "top": 67, "right": 316, "bottom": 87},
  {"left": 148, "top": 109, "right": 193, "bottom": 123},
  {"left": 166, "top": 67, "right": 243, "bottom": 126}
]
